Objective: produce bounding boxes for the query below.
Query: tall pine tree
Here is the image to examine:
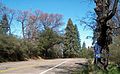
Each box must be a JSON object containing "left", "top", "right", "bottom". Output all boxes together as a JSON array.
[
  {"left": 0, "top": 14, "right": 9, "bottom": 34},
  {"left": 74, "top": 24, "right": 81, "bottom": 50},
  {"left": 64, "top": 18, "right": 81, "bottom": 58},
  {"left": 82, "top": 41, "right": 86, "bottom": 49}
]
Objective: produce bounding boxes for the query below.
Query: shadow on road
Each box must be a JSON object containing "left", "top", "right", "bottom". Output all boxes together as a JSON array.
[{"left": 35, "top": 63, "right": 83, "bottom": 74}]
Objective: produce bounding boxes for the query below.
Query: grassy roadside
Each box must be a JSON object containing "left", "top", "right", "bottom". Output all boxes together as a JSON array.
[{"left": 72, "top": 59, "right": 120, "bottom": 74}]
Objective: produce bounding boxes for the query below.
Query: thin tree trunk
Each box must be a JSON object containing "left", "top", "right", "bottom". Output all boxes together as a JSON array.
[{"left": 22, "top": 22, "right": 25, "bottom": 39}]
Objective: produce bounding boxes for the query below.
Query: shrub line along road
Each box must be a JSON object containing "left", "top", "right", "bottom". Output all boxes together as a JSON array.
[{"left": 0, "top": 58, "right": 87, "bottom": 74}]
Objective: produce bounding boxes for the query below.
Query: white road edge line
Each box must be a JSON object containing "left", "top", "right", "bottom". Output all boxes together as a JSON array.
[{"left": 39, "top": 59, "right": 69, "bottom": 74}]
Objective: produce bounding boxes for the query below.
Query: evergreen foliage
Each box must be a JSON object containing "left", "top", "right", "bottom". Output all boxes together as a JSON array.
[
  {"left": 109, "top": 35, "right": 120, "bottom": 66},
  {"left": 64, "top": 18, "right": 81, "bottom": 58},
  {"left": 74, "top": 24, "right": 81, "bottom": 50},
  {"left": 0, "top": 34, "right": 28, "bottom": 62},
  {"left": 82, "top": 41, "right": 86, "bottom": 49},
  {"left": 0, "top": 14, "right": 9, "bottom": 34},
  {"left": 38, "top": 28, "right": 63, "bottom": 58}
]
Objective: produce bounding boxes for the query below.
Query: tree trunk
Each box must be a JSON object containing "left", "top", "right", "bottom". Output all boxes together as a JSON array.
[
  {"left": 22, "top": 22, "right": 25, "bottom": 39},
  {"left": 94, "top": 0, "right": 119, "bottom": 70}
]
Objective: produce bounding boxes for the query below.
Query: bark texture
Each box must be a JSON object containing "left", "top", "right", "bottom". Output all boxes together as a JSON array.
[{"left": 94, "top": 0, "right": 119, "bottom": 70}]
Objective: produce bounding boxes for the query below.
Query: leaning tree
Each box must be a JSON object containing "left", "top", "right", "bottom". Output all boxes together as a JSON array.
[{"left": 94, "top": 0, "right": 119, "bottom": 70}]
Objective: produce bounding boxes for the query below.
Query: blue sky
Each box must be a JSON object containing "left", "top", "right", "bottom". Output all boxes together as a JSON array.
[{"left": 2, "top": 0, "right": 95, "bottom": 47}]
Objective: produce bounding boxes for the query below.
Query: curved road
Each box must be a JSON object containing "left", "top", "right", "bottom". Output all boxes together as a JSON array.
[{"left": 0, "top": 58, "right": 87, "bottom": 74}]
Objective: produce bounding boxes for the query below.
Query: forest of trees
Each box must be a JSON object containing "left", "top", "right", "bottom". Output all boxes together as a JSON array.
[
  {"left": 0, "top": 1, "right": 120, "bottom": 73},
  {"left": 0, "top": 2, "right": 87, "bottom": 62}
]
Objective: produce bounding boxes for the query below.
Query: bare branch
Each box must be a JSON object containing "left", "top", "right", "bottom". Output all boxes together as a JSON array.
[{"left": 105, "top": 0, "right": 119, "bottom": 21}]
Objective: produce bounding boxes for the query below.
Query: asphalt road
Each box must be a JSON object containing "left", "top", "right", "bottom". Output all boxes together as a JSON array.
[{"left": 0, "top": 58, "right": 87, "bottom": 74}]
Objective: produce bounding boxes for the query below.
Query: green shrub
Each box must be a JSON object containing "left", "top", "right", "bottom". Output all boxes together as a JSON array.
[
  {"left": 109, "top": 36, "right": 120, "bottom": 65},
  {"left": 38, "top": 28, "right": 63, "bottom": 58},
  {"left": 73, "top": 59, "right": 120, "bottom": 74},
  {"left": 80, "top": 48, "right": 94, "bottom": 58},
  {"left": 0, "top": 34, "right": 29, "bottom": 62},
  {"left": 0, "top": 34, "right": 21, "bottom": 61}
]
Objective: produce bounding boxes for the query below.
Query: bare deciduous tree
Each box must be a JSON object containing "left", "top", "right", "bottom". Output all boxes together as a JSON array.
[
  {"left": 39, "top": 13, "right": 63, "bottom": 31},
  {"left": 17, "top": 10, "right": 29, "bottom": 39}
]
